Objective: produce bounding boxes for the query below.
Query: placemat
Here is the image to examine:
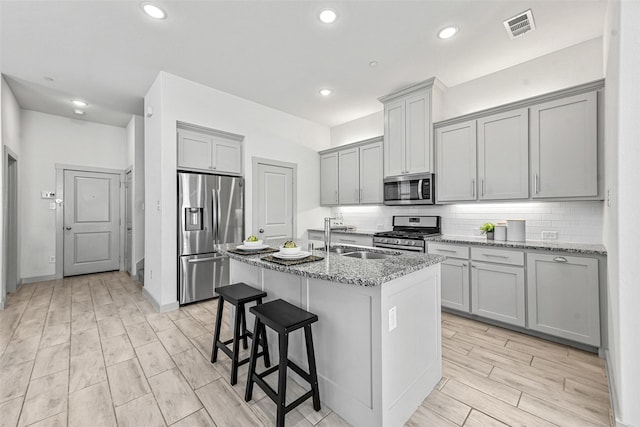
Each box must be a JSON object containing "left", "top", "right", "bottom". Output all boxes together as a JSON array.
[
  {"left": 228, "top": 247, "right": 279, "bottom": 256},
  {"left": 261, "top": 255, "right": 324, "bottom": 266}
]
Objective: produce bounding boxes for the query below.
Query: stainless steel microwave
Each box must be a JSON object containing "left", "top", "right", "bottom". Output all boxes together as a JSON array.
[{"left": 383, "top": 173, "right": 435, "bottom": 205}]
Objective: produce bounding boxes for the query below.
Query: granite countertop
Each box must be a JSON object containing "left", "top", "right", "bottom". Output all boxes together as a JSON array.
[
  {"left": 426, "top": 235, "right": 607, "bottom": 256},
  {"left": 307, "top": 228, "right": 386, "bottom": 237},
  {"left": 217, "top": 240, "right": 445, "bottom": 287}
]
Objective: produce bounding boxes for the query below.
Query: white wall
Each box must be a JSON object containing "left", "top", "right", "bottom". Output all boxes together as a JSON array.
[
  {"left": 144, "top": 72, "right": 331, "bottom": 309},
  {"left": 330, "top": 111, "right": 383, "bottom": 147},
  {"left": 332, "top": 201, "right": 603, "bottom": 244},
  {"left": 20, "top": 110, "right": 127, "bottom": 280},
  {"left": 439, "top": 37, "right": 604, "bottom": 120},
  {"left": 126, "top": 115, "right": 145, "bottom": 278},
  {"left": 603, "top": 1, "right": 640, "bottom": 426},
  {"left": 1, "top": 76, "right": 22, "bottom": 307}
]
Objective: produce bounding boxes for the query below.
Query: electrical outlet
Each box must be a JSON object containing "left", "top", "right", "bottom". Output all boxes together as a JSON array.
[
  {"left": 542, "top": 231, "right": 558, "bottom": 240},
  {"left": 388, "top": 306, "right": 397, "bottom": 332},
  {"left": 49, "top": 256, "right": 55, "bottom": 264}
]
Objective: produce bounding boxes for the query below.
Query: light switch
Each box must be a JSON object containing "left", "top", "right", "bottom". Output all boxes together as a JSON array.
[
  {"left": 389, "top": 306, "right": 397, "bottom": 332},
  {"left": 41, "top": 191, "right": 55, "bottom": 199}
]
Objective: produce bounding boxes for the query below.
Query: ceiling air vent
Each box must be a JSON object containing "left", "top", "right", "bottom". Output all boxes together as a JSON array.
[{"left": 503, "top": 9, "right": 536, "bottom": 39}]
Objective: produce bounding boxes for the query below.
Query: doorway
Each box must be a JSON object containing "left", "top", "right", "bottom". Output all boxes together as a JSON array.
[
  {"left": 252, "top": 158, "right": 296, "bottom": 240},
  {"left": 62, "top": 169, "right": 121, "bottom": 276},
  {"left": 124, "top": 168, "right": 133, "bottom": 275},
  {"left": 3, "top": 148, "right": 19, "bottom": 299}
]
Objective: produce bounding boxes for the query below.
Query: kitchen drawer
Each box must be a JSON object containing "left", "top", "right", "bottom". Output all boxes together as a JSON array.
[
  {"left": 334, "top": 234, "right": 373, "bottom": 247},
  {"left": 308, "top": 231, "right": 324, "bottom": 241},
  {"left": 471, "top": 247, "right": 524, "bottom": 266},
  {"left": 428, "top": 243, "right": 469, "bottom": 259}
]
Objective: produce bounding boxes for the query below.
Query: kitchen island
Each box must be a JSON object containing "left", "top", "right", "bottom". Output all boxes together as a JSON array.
[{"left": 217, "top": 242, "right": 445, "bottom": 427}]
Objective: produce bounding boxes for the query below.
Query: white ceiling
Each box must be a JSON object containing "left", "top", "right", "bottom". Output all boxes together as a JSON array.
[{"left": 1, "top": 1, "right": 607, "bottom": 128}]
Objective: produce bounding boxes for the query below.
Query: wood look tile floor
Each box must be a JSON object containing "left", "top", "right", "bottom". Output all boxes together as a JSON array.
[{"left": 0, "top": 272, "right": 612, "bottom": 427}]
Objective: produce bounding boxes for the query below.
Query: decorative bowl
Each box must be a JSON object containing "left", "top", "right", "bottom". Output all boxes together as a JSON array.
[
  {"left": 279, "top": 245, "right": 301, "bottom": 255},
  {"left": 243, "top": 239, "right": 263, "bottom": 247}
]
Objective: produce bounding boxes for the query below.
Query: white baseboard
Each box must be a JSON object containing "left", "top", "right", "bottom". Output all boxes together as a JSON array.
[
  {"left": 142, "top": 287, "right": 179, "bottom": 313},
  {"left": 21, "top": 274, "right": 57, "bottom": 284},
  {"left": 604, "top": 349, "right": 632, "bottom": 427}
]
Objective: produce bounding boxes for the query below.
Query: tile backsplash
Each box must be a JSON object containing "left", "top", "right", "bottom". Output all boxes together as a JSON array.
[{"left": 332, "top": 201, "right": 604, "bottom": 244}]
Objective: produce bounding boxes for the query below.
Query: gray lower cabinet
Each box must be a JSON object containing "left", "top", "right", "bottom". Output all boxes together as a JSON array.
[
  {"left": 527, "top": 253, "right": 600, "bottom": 346},
  {"left": 440, "top": 259, "right": 470, "bottom": 312},
  {"left": 471, "top": 261, "right": 526, "bottom": 327}
]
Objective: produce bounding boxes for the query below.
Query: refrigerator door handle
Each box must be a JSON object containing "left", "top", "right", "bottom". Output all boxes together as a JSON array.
[
  {"left": 212, "top": 189, "right": 218, "bottom": 245},
  {"left": 216, "top": 188, "right": 222, "bottom": 244},
  {"left": 188, "top": 257, "right": 216, "bottom": 263}
]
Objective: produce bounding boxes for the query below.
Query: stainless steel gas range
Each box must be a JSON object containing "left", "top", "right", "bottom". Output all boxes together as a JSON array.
[{"left": 373, "top": 215, "right": 441, "bottom": 252}]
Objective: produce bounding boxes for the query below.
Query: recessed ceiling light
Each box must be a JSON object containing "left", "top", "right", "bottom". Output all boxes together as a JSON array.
[
  {"left": 71, "top": 99, "right": 88, "bottom": 107},
  {"left": 319, "top": 9, "right": 337, "bottom": 24},
  {"left": 438, "top": 26, "right": 459, "bottom": 39},
  {"left": 319, "top": 89, "right": 332, "bottom": 97},
  {"left": 369, "top": 61, "right": 378, "bottom": 68},
  {"left": 73, "top": 109, "right": 85, "bottom": 116},
  {"left": 142, "top": 2, "right": 167, "bottom": 20}
]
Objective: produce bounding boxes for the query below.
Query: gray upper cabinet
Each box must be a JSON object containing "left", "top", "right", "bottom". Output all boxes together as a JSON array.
[
  {"left": 478, "top": 109, "right": 529, "bottom": 200},
  {"left": 338, "top": 148, "right": 360, "bottom": 205},
  {"left": 436, "top": 120, "right": 477, "bottom": 202},
  {"left": 530, "top": 91, "right": 598, "bottom": 198},
  {"left": 320, "top": 137, "right": 383, "bottom": 206},
  {"left": 527, "top": 253, "right": 600, "bottom": 346},
  {"left": 359, "top": 140, "right": 384, "bottom": 204},
  {"left": 177, "top": 128, "right": 242, "bottom": 175},
  {"left": 320, "top": 152, "right": 339, "bottom": 206},
  {"left": 380, "top": 78, "right": 439, "bottom": 177}
]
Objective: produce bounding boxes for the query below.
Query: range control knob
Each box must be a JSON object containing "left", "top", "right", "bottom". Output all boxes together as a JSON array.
[
  {"left": 394, "top": 239, "right": 401, "bottom": 245},
  {"left": 408, "top": 241, "right": 415, "bottom": 246}
]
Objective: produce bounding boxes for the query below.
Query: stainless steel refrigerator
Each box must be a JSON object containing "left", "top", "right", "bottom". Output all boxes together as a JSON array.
[{"left": 178, "top": 172, "right": 244, "bottom": 305}]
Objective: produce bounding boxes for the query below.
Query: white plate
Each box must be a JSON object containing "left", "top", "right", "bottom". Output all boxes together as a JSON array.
[
  {"left": 272, "top": 251, "right": 312, "bottom": 260},
  {"left": 236, "top": 244, "right": 269, "bottom": 251}
]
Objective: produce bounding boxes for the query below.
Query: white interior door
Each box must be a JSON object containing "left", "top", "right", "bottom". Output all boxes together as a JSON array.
[
  {"left": 124, "top": 170, "right": 133, "bottom": 275},
  {"left": 254, "top": 162, "right": 294, "bottom": 240},
  {"left": 64, "top": 170, "right": 120, "bottom": 276}
]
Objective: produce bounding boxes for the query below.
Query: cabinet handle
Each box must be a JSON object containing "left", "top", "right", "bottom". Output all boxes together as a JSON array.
[
  {"left": 482, "top": 178, "right": 485, "bottom": 197},
  {"left": 535, "top": 173, "right": 539, "bottom": 194},
  {"left": 436, "top": 249, "right": 457, "bottom": 253},
  {"left": 462, "top": 263, "right": 467, "bottom": 267},
  {"left": 553, "top": 256, "right": 568, "bottom": 263},
  {"left": 360, "top": 188, "right": 363, "bottom": 200},
  {"left": 354, "top": 189, "right": 358, "bottom": 201},
  {"left": 335, "top": 190, "right": 338, "bottom": 203},
  {"left": 472, "top": 179, "right": 476, "bottom": 197},
  {"left": 340, "top": 239, "right": 357, "bottom": 243},
  {"left": 471, "top": 265, "right": 477, "bottom": 269},
  {"left": 484, "top": 253, "right": 509, "bottom": 259}
]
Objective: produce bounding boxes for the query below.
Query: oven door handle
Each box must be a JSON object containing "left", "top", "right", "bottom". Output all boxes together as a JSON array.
[{"left": 374, "top": 243, "right": 424, "bottom": 252}]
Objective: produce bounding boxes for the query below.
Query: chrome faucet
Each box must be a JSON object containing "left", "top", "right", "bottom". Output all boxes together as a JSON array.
[{"left": 324, "top": 217, "right": 336, "bottom": 252}]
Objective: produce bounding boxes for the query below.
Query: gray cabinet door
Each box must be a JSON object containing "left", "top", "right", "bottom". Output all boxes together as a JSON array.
[
  {"left": 384, "top": 98, "right": 406, "bottom": 177},
  {"left": 177, "top": 129, "right": 213, "bottom": 171},
  {"left": 359, "top": 141, "right": 383, "bottom": 204},
  {"left": 436, "top": 120, "right": 477, "bottom": 202},
  {"left": 320, "top": 152, "right": 339, "bottom": 206},
  {"left": 212, "top": 137, "right": 242, "bottom": 175},
  {"left": 338, "top": 148, "right": 360, "bottom": 204},
  {"left": 527, "top": 254, "right": 600, "bottom": 346},
  {"left": 441, "top": 259, "right": 470, "bottom": 312},
  {"left": 478, "top": 109, "right": 529, "bottom": 200},
  {"left": 530, "top": 91, "right": 598, "bottom": 198},
  {"left": 405, "top": 91, "right": 431, "bottom": 174},
  {"left": 471, "top": 262, "right": 525, "bottom": 327}
]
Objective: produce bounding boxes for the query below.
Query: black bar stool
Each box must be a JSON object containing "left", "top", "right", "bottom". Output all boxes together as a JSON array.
[
  {"left": 211, "top": 282, "right": 270, "bottom": 385},
  {"left": 245, "top": 299, "right": 321, "bottom": 427}
]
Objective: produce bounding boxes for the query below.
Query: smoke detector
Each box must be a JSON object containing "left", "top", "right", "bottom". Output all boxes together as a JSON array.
[{"left": 503, "top": 9, "right": 536, "bottom": 39}]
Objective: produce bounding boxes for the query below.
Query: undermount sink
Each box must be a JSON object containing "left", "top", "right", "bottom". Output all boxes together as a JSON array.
[
  {"left": 321, "top": 247, "right": 351, "bottom": 254},
  {"left": 342, "top": 251, "right": 395, "bottom": 260}
]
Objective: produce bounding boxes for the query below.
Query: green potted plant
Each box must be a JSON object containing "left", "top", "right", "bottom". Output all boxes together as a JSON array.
[{"left": 480, "top": 223, "right": 495, "bottom": 240}]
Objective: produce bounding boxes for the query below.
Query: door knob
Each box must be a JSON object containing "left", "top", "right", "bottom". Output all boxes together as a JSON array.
[
  {"left": 259, "top": 229, "right": 264, "bottom": 233},
  {"left": 65, "top": 227, "right": 72, "bottom": 230}
]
